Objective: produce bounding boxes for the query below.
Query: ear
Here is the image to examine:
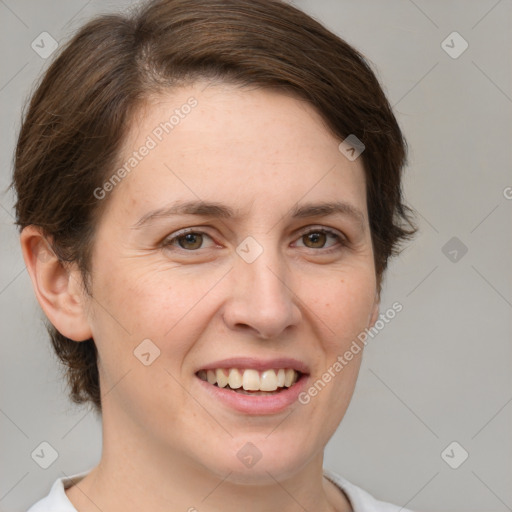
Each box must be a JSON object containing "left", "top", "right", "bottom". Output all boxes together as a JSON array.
[
  {"left": 20, "top": 226, "right": 92, "bottom": 342},
  {"left": 368, "top": 290, "right": 380, "bottom": 328}
]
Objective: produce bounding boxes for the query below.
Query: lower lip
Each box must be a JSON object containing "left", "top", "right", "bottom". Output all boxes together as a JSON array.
[{"left": 196, "top": 374, "right": 309, "bottom": 415}]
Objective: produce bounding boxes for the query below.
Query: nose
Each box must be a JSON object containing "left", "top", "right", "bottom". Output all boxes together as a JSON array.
[{"left": 221, "top": 244, "right": 302, "bottom": 340}]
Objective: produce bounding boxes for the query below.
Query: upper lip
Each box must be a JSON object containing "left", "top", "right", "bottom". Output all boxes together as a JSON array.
[{"left": 196, "top": 357, "right": 310, "bottom": 375}]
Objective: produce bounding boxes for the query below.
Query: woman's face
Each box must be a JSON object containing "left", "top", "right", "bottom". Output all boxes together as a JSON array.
[{"left": 83, "top": 82, "right": 379, "bottom": 481}]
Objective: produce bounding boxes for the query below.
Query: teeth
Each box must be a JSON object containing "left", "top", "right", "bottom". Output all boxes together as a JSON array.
[
  {"left": 198, "top": 367, "right": 301, "bottom": 391},
  {"left": 206, "top": 370, "right": 216, "bottom": 385},
  {"left": 228, "top": 368, "right": 243, "bottom": 389},
  {"left": 284, "top": 368, "right": 295, "bottom": 387},
  {"left": 242, "top": 369, "right": 260, "bottom": 391},
  {"left": 215, "top": 369, "right": 229, "bottom": 388},
  {"left": 260, "top": 369, "right": 278, "bottom": 391}
]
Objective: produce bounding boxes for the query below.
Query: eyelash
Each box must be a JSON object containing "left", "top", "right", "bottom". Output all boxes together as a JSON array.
[{"left": 162, "top": 226, "right": 347, "bottom": 254}]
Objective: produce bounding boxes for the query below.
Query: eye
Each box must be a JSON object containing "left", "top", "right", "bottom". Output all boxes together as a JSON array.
[
  {"left": 162, "top": 229, "right": 216, "bottom": 251},
  {"left": 294, "top": 227, "right": 346, "bottom": 252},
  {"left": 162, "top": 226, "right": 347, "bottom": 254}
]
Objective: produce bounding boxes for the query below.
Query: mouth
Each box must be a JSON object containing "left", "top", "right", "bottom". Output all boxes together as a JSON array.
[
  {"left": 195, "top": 367, "right": 305, "bottom": 396},
  {"left": 194, "top": 357, "right": 310, "bottom": 414}
]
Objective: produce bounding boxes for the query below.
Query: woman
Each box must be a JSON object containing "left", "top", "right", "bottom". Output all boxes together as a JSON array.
[{"left": 14, "top": 0, "right": 417, "bottom": 510}]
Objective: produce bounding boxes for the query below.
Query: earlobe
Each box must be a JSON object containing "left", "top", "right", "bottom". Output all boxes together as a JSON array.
[{"left": 20, "top": 226, "right": 92, "bottom": 342}]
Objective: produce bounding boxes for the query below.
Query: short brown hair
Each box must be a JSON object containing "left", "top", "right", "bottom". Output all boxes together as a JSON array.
[{"left": 12, "top": 0, "right": 417, "bottom": 413}]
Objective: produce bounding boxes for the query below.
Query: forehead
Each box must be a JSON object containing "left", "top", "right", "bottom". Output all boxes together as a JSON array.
[
  {"left": 132, "top": 82, "right": 336, "bottom": 155},
  {"left": 107, "top": 82, "right": 367, "bottom": 220}
]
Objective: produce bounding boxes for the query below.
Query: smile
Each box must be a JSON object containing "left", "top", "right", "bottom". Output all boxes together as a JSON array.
[
  {"left": 194, "top": 357, "right": 310, "bottom": 414},
  {"left": 196, "top": 368, "right": 301, "bottom": 394}
]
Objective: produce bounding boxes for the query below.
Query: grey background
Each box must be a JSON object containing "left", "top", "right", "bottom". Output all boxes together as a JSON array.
[{"left": 1, "top": 1, "right": 511, "bottom": 511}]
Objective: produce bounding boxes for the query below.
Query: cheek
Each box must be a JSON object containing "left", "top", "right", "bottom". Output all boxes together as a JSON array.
[
  {"left": 123, "top": 269, "right": 222, "bottom": 338},
  {"left": 92, "top": 258, "right": 190, "bottom": 332},
  {"left": 88, "top": 265, "right": 201, "bottom": 418},
  {"left": 90, "top": 262, "right": 225, "bottom": 366},
  {"left": 304, "top": 267, "right": 377, "bottom": 349}
]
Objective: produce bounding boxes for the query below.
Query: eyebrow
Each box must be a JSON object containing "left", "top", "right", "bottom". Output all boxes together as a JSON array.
[{"left": 131, "top": 199, "right": 366, "bottom": 231}]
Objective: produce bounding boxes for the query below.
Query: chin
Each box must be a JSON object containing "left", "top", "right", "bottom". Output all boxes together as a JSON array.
[{"left": 201, "top": 434, "right": 314, "bottom": 485}]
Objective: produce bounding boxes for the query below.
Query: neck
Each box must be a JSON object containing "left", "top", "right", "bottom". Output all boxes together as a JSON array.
[{"left": 66, "top": 405, "right": 352, "bottom": 512}]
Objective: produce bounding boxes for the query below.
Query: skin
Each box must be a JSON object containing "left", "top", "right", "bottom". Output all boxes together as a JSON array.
[{"left": 21, "top": 81, "right": 380, "bottom": 512}]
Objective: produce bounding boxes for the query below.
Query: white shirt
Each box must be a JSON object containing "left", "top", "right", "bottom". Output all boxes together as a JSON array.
[{"left": 27, "top": 468, "right": 415, "bottom": 512}]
